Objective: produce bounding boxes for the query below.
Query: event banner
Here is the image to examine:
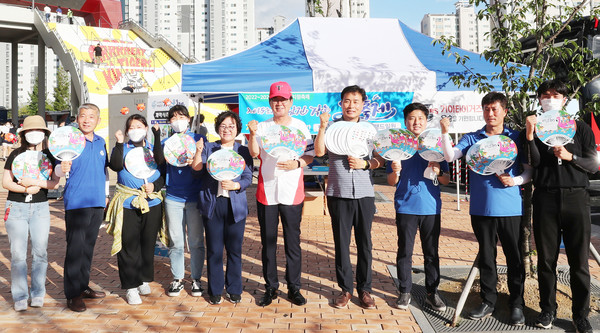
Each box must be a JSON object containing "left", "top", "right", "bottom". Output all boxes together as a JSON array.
[{"left": 239, "top": 92, "right": 411, "bottom": 134}]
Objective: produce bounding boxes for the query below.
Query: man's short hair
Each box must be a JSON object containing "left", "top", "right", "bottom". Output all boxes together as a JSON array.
[
  {"left": 341, "top": 85, "right": 367, "bottom": 102},
  {"left": 402, "top": 102, "right": 429, "bottom": 119},
  {"left": 481, "top": 92, "right": 507, "bottom": 109},
  {"left": 78, "top": 103, "right": 100, "bottom": 117},
  {"left": 537, "top": 79, "right": 568, "bottom": 98}
]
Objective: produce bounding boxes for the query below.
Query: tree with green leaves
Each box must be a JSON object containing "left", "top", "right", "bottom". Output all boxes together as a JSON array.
[
  {"left": 52, "top": 66, "right": 71, "bottom": 112},
  {"left": 435, "top": 0, "right": 600, "bottom": 275},
  {"left": 306, "top": 0, "right": 324, "bottom": 17},
  {"left": 25, "top": 77, "right": 52, "bottom": 116}
]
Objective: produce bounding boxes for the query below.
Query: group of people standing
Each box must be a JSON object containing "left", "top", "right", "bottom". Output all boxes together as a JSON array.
[
  {"left": 3, "top": 80, "right": 597, "bottom": 333},
  {"left": 43, "top": 4, "right": 73, "bottom": 24}
]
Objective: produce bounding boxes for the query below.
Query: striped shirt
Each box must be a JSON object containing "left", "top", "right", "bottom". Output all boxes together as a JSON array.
[
  {"left": 325, "top": 150, "right": 374, "bottom": 199},
  {"left": 324, "top": 120, "right": 375, "bottom": 199}
]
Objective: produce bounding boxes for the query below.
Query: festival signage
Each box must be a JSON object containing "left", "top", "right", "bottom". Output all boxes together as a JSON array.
[{"left": 239, "top": 92, "right": 410, "bottom": 134}]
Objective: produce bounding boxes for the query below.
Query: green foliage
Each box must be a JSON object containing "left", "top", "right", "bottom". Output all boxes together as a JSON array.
[
  {"left": 307, "top": 0, "right": 324, "bottom": 16},
  {"left": 25, "top": 77, "right": 52, "bottom": 116},
  {"left": 434, "top": 0, "right": 600, "bottom": 129},
  {"left": 52, "top": 66, "right": 71, "bottom": 112}
]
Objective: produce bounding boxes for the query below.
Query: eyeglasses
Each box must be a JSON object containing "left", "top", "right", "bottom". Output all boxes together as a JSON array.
[{"left": 219, "top": 125, "right": 236, "bottom": 131}]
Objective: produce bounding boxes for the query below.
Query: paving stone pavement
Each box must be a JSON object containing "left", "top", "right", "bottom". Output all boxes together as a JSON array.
[{"left": 0, "top": 178, "right": 599, "bottom": 332}]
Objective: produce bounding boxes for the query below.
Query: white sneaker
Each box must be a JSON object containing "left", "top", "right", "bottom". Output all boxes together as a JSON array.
[
  {"left": 138, "top": 282, "right": 151, "bottom": 295},
  {"left": 30, "top": 297, "right": 44, "bottom": 308},
  {"left": 14, "top": 299, "right": 27, "bottom": 311},
  {"left": 126, "top": 288, "right": 142, "bottom": 305}
]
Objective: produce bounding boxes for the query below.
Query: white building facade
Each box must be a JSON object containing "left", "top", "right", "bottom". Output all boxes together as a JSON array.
[
  {"left": 421, "top": 1, "right": 490, "bottom": 53},
  {"left": 0, "top": 43, "right": 59, "bottom": 110},
  {"left": 306, "top": 0, "right": 370, "bottom": 18},
  {"left": 122, "top": 0, "right": 256, "bottom": 61}
]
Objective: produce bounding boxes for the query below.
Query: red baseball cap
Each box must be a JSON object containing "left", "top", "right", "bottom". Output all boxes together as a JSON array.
[{"left": 269, "top": 81, "right": 292, "bottom": 99}]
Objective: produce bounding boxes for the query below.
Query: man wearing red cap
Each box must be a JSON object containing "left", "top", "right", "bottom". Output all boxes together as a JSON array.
[{"left": 248, "top": 81, "right": 314, "bottom": 306}]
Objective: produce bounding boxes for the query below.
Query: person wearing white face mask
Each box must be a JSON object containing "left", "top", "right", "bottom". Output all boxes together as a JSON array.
[
  {"left": 2, "top": 115, "right": 60, "bottom": 311},
  {"left": 158, "top": 105, "right": 207, "bottom": 298},
  {"left": 105, "top": 114, "right": 166, "bottom": 305},
  {"left": 525, "top": 80, "right": 599, "bottom": 332}
]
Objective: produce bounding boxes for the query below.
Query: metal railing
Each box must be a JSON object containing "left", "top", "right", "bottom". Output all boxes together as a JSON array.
[
  {"left": 118, "top": 19, "right": 198, "bottom": 64},
  {"left": 33, "top": 8, "right": 89, "bottom": 103}
]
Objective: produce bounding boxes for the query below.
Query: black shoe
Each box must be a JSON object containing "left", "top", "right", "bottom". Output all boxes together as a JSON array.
[
  {"left": 227, "top": 293, "right": 241, "bottom": 304},
  {"left": 258, "top": 288, "right": 278, "bottom": 306},
  {"left": 287, "top": 288, "right": 307, "bottom": 306},
  {"left": 573, "top": 317, "right": 593, "bottom": 333},
  {"left": 510, "top": 307, "right": 525, "bottom": 326},
  {"left": 425, "top": 292, "right": 446, "bottom": 312},
  {"left": 208, "top": 294, "right": 222, "bottom": 305},
  {"left": 395, "top": 293, "right": 411, "bottom": 310},
  {"left": 536, "top": 311, "right": 555, "bottom": 329},
  {"left": 468, "top": 302, "right": 494, "bottom": 320}
]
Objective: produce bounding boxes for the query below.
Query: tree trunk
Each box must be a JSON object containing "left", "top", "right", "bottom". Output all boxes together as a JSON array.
[{"left": 521, "top": 182, "right": 534, "bottom": 276}]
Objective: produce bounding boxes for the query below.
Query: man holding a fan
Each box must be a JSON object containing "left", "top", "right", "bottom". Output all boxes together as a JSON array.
[
  {"left": 314, "top": 85, "right": 385, "bottom": 310},
  {"left": 525, "top": 80, "right": 598, "bottom": 332},
  {"left": 440, "top": 92, "right": 531, "bottom": 326},
  {"left": 247, "top": 81, "right": 314, "bottom": 307},
  {"left": 387, "top": 103, "right": 450, "bottom": 312},
  {"left": 54, "top": 103, "right": 109, "bottom": 312}
]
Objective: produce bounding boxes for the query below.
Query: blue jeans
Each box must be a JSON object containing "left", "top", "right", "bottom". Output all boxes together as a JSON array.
[
  {"left": 5, "top": 200, "right": 50, "bottom": 302},
  {"left": 165, "top": 198, "right": 205, "bottom": 280}
]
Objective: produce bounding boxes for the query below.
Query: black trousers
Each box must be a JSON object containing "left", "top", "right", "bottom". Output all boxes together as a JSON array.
[
  {"left": 257, "top": 201, "right": 303, "bottom": 291},
  {"left": 396, "top": 214, "right": 440, "bottom": 294},
  {"left": 471, "top": 215, "right": 524, "bottom": 309},
  {"left": 327, "top": 196, "right": 375, "bottom": 295},
  {"left": 64, "top": 207, "right": 104, "bottom": 299},
  {"left": 118, "top": 205, "right": 162, "bottom": 289},
  {"left": 204, "top": 197, "right": 245, "bottom": 296},
  {"left": 533, "top": 188, "right": 591, "bottom": 319}
]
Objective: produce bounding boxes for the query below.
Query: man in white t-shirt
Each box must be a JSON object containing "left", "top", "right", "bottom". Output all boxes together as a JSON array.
[
  {"left": 44, "top": 4, "right": 51, "bottom": 22},
  {"left": 248, "top": 81, "right": 314, "bottom": 307}
]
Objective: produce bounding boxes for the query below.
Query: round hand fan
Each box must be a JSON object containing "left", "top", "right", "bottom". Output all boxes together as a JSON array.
[
  {"left": 164, "top": 133, "right": 197, "bottom": 167},
  {"left": 465, "top": 135, "right": 518, "bottom": 175}
]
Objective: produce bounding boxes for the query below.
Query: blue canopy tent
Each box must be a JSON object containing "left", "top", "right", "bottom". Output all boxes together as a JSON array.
[{"left": 182, "top": 17, "right": 521, "bottom": 103}]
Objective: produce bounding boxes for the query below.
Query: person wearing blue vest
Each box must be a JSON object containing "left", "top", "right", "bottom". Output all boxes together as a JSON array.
[
  {"left": 55, "top": 103, "right": 109, "bottom": 312},
  {"left": 440, "top": 92, "right": 532, "bottom": 326},
  {"left": 105, "top": 114, "right": 165, "bottom": 305},
  {"left": 387, "top": 103, "right": 450, "bottom": 312},
  {"left": 191, "top": 111, "right": 253, "bottom": 305},
  {"left": 160, "top": 105, "right": 207, "bottom": 297}
]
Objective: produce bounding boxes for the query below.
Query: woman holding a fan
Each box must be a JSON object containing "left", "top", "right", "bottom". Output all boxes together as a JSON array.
[
  {"left": 191, "top": 111, "right": 253, "bottom": 305},
  {"left": 105, "top": 114, "right": 165, "bottom": 305},
  {"left": 160, "top": 105, "right": 207, "bottom": 298},
  {"left": 2, "top": 115, "right": 60, "bottom": 311}
]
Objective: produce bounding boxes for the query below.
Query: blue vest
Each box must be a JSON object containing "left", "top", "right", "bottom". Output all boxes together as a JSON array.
[{"left": 63, "top": 134, "right": 108, "bottom": 210}]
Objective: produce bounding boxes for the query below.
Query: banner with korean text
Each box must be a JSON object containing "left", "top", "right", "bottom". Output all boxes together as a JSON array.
[
  {"left": 239, "top": 92, "right": 412, "bottom": 134},
  {"left": 239, "top": 91, "right": 488, "bottom": 135}
]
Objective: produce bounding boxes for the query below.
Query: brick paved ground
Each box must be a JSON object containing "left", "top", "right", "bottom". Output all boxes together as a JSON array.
[{"left": 0, "top": 174, "right": 599, "bottom": 332}]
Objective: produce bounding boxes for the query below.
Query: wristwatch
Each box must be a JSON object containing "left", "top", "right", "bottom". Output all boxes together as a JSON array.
[
  {"left": 363, "top": 160, "right": 370, "bottom": 170},
  {"left": 572, "top": 154, "right": 578, "bottom": 162}
]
